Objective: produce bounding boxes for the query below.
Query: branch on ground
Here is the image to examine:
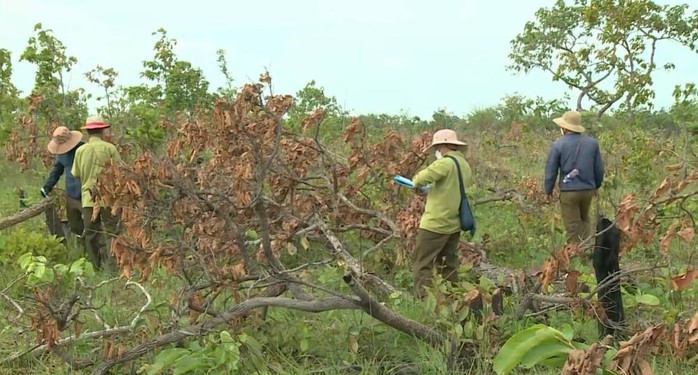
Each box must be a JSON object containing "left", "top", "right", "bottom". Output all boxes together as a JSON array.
[{"left": 0, "top": 197, "right": 54, "bottom": 230}]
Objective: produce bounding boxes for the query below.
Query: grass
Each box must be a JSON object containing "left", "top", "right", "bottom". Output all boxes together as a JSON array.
[{"left": 0, "top": 125, "right": 696, "bottom": 375}]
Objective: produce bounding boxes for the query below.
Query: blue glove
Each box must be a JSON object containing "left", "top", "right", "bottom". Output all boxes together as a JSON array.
[{"left": 40, "top": 187, "right": 49, "bottom": 197}]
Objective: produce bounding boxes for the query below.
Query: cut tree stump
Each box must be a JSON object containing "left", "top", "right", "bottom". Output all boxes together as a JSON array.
[{"left": 0, "top": 197, "right": 54, "bottom": 231}]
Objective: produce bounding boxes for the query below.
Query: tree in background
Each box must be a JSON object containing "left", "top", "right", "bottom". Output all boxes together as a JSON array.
[
  {"left": 19, "top": 23, "right": 89, "bottom": 130},
  {"left": 286, "top": 80, "right": 349, "bottom": 140},
  {"left": 83, "top": 28, "right": 213, "bottom": 150},
  {"left": 0, "top": 49, "right": 25, "bottom": 143},
  {"left": 508, "top": 0, "right": 698, "bottom": 120},
  {"left": 214, "top": 49, "right": 237, "bottom": 100}
]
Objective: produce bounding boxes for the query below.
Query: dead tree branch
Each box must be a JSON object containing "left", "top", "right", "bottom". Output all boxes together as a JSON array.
[
  {"left": 515, "top": 267, "right": 662, "bottom": 319},
  {"left": 1, "top": 280, "right": 152, "bottom": 366},
  {"left": 0, "top": 197, "right": 54, "bottom": 230},
  {"left": 91, "top": 296, "right": 362, "bottom": 375},
  {"left": 315, "top": 218, "right": 398, "bottom": 296},
  {"left": 343, "top": 272, "right": 446, "bottom": 347}
]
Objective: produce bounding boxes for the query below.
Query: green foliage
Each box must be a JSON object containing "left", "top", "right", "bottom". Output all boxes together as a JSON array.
[
  {"left": 0, "top": 228, "right": 67, "bottom": 265},
  {"left": 466, "top": 106, "right": 501, "bottom": 130},
  {"left": 137, "top": 28, "right": 212, "bottom": 116},
  {"left": 358, "top": 112, "right": 429, "bottom": 138},
  {"left": 84, "top": 65, "right": 119, "bottom": 118},
  {"left": 286, "top": 80, "right": 348, "bottom": 138},
  {"left": 19, "top": 23, "right": 89, "bottom": 127},
  {"left": 493, "top": 324, "right": 578, "bottom": 374},
  {"left": 465, "top": 93, "right": 570, "bottom": 132},
  {"left": 83, "top": 28, "right": 215, "bottom": 150},
  {"left": 0, "top": 48, "right": 19, "bottom": 98},
  {"left": 431, "top": 108, "right": 463, "bottom": 130},
  {"left": 140, "top": 331, "right": 266, "bottom": 375},
  {"left": 214, "top": 49, "right": 237, "bottom": 100},
  {"left": 20, "top": 23, "right": 77, "bottom": 92},
  {"left": 0, "top": 48, "right": 25, "bottom": 144},
  {"left": 17, "top": 252, "right": 94, "bottom": 287},
  {"left": 672, "top": 83, "right": 698, "bottom": 134},
  {"left": 509, "top": 0, "right": 698, "bottom": 118},
  {"left": 497, "top": 93, "right": 571, "bottom": 129}
]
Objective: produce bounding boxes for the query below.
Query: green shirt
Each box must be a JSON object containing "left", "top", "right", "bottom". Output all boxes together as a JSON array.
[
  {"left": 70, "top": 136, "right": 121, "bottom": 208},
  {"left": 411, "top": 150, "right": 473, "bottom": 234}
]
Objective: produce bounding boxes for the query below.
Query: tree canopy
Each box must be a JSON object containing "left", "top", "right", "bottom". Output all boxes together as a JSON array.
[{"left": 508, "top": 0, "right": 698, "bottom": 119}]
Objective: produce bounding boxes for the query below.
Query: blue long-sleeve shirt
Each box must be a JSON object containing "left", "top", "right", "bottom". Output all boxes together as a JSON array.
[
  {"left": 544, "top": 133, "right": 604, "bottom": 195},
  {"left": 43, "top": 141, "right": 84, "bottom": 200}
]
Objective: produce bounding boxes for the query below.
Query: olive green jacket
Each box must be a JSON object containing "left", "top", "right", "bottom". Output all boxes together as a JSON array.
[
  {"left": 71, "top": 136, "right": 121, "bottom": 208},
  {"left": 411, "top": 150, "right": 473, "bottom": 234}
]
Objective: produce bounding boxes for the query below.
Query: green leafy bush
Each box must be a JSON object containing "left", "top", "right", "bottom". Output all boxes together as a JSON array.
[
  {"left": 139, "top": 331, "right": 267, "bottom": 375},
  {"left": 0, "top": 228, "right": 68, "bottom": 265}
]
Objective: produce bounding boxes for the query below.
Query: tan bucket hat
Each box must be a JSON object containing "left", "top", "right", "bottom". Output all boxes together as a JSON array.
[
  {"left": 553, "top": 111, "right": 585, "bottom": 133},
  {"left": 423, "top": 129, "right": 467, "bottom": 152},
  {"left": 47, "top": 126, "right": 83, "bottom": 155}
]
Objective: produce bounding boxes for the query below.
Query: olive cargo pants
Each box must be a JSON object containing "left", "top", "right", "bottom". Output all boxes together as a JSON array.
[
  {"left": 559, "top": 189, "right": 596, "bottom": 245},
  {"left": 82, "top": 206, "right": 121, "bottom": 271},
  {"left": 45, "top": 195, "right": 84, "bottom": 245},
  {"left": 412, "top": 228, "right": 461, "bottom": 299}
]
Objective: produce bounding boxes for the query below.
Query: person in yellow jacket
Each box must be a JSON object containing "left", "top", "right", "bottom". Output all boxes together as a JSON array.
[
  {"left": 410, "top": 129, "right": 472, "bottom": 299},
  {"left": 71, "top": 116, "right": 122, "bottom": 271}
]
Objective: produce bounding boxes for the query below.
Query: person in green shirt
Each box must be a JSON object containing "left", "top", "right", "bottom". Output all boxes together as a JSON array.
[
  {"left": 71, "top": 116, "right": 122, "bottom": 271},
  {"left": 410, "top": 129, "right": 473, "bottom": 299}
]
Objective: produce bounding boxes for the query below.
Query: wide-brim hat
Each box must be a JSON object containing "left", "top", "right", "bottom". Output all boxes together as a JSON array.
[
  {"left": 423, "top": 129, "right": 467, "bottom": 153},
  {"left": 81, "top": 115, "right": 110, "bottom": 130},
  {"left": 47, "top": 126, "right": 83, "bottom": 155},
  {"left": 553, "top": 111, "right": 585, "bottom": 133}
]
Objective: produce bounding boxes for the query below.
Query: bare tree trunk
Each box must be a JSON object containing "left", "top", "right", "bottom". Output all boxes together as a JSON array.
[{"left": 576, "top": 91, "right": 586, "bottom": 112}]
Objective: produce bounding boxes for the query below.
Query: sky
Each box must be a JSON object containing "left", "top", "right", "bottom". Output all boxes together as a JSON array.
[{"left": 1, "top": 0, "right": 697, "bottom": 119}]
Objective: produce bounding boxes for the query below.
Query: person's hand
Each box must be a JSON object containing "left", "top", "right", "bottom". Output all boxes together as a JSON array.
[{"left": 40, "top": 187, "right": 49, "bottom": 198}]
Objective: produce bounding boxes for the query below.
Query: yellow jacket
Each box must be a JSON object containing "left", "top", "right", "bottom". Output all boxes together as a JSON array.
[
  {"left": 411, "top": 150, "right": 472, "bottom": 234},
  {"left": 71, "top": 136, "right": 121, "bottom": 208}
]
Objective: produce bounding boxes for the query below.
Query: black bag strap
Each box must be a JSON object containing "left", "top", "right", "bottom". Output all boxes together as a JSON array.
[{"left": 445, "top": 155, "right": 466, "bottom": 200}]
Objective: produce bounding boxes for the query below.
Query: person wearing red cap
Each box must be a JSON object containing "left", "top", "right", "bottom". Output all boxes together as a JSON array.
[
  {"left": 70, "top": 116, "right": 122, "bottom": 271},
  {"left": 41, "top": 126, "right": 86, "bottom": 245}
]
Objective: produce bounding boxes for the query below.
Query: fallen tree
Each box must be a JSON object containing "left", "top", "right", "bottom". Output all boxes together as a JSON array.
[
  {"left": 1, "top": 79, "right": 502, "bottom": 373},
  {"left": 0, "top": 197, "right": 53, "bottom": 231}
]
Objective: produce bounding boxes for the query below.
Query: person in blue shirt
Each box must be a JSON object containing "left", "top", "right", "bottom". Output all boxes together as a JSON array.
[
  {"left": 544, "top": 111, "right": 605, "bottom": 246},
  {"left": 41, "top": 126, "right": 85, "bottom": 244}
]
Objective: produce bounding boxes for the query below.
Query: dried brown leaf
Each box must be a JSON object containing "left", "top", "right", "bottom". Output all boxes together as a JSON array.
[
  {"left": 608, "top": 325, "right": 665, "bottom": 375},
  {"left": 667, "top": 162, "right": 684, "bottom": 171},
  {"left": 659, "top": 222, "right": 680, "bottom": 257},
  {"left": 677, "top": 226, "right": 695, "bottom": 242},
  {"left": 670, "top": 268, "right": 698, "bottom": 291},
  {"left": 562, "top": 338, "right": 610, "bottom": 375},
  {"left": 652, "top": 177, "right": 671, "bottom": 200},
  {"left": 565, "top": 270, "right": 581, "bottom": 295},
  {"left": 617, "top": 195, "right": 638, "bottom": 233}
]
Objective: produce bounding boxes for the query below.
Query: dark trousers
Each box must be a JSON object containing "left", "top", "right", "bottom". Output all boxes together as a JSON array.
[
  {"left": 45, "top": 195, "right": 84, "bottom": 245},
  {"left": 559, "top": 189, "right": 595, "bottom": 245},
  {"left": 82, "top": 206, "right": 120, "bottom": 271},
  {"left": 412, "top": 228, "right": 461, "bottom": 299}
]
